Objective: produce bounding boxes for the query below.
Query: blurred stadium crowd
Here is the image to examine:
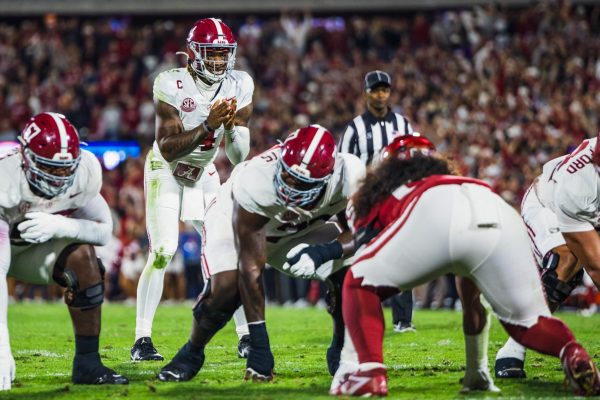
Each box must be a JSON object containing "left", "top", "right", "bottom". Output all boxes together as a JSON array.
[{"left": 2, "top": 1, "right": 600, "bottom": 308}]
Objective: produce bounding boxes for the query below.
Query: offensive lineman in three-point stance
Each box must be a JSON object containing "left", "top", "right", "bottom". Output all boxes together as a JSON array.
[{"left": 0, "top": 112, "right": 128, "bottom": 390}]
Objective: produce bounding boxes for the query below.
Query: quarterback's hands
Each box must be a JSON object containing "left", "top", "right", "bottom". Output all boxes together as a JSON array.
[
  {"left": 17, "top": 212, "right": 68, "bottom": 244},
  {"left": 282, "top": 241, "right": 343, "bottom": 279},
  {"left": 0, "top": 350, "right": 15, "bottom": 390},
  {"left": 205, "top": 98, "right": 235, "bottom": 131},
  {"left": 224, "top": 98, "right": 237, "bottom": 131}
]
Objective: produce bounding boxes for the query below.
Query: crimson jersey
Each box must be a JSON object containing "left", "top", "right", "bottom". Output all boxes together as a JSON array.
[{"left": 349, "top": 175, "right": 490, "bottom": 247}]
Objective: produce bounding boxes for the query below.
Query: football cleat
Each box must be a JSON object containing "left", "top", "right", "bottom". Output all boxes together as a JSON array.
[
  {"left": 335, "top": 368, "right": 388, "bottom": 397},
  {"left": 157, "top": 342, "right": 205, "bottom": 382},
  {"left": 131, "top": 337, "right": 164, "bottom": 362},
  {"left": 72, "top": 364, "right": 128, "bottom": 385},
  {"left": 244, "top": 367, "right": 274, "bottom": 382},
  {"left": 460, "top": 368, "right": 500, "bottom": 393},
  {"left": 393, "top": 323, "right": 416, "bottom": 334},
  {"left": 238, "top": 335, "right": 251, "bottom": 359},
  {"left": 329, "top": 361, "right": 359, "bottom": 395},
  {"left": 494, "top": 357, "right": 526, "bottom": 379},
  {"left": 560, "top": 341, "right": 600, "bottom": 396}
]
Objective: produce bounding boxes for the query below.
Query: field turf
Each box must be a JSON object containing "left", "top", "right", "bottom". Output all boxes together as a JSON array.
[{"left": 1, "top": 302, "right": 599, "bottom": 399}]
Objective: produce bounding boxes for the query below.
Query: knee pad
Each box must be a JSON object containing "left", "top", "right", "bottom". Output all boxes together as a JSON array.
[
  {"left": 541, "top": 251, "right": 583, "bottom": 309},
  {"left": 59, "top": 257, "right": 106, "bottom": 310}
]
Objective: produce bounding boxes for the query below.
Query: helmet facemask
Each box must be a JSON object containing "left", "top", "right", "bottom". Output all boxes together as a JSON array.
[
  {"left": 22, "top": 147, "right": 80, "bottom": 198},
  {"left": 274, "top": 159, "right": 330, "bottom": 208},
  {"left": 188, "top": 42, "right": 236, "bottom": 84}
]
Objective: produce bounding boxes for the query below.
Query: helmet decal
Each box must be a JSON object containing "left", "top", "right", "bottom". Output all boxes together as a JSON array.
[
  {"left": 274, "top": 125, "right": 336, "bottom": 208},
  {"left": 19, "top": 112, "right": 81, "bottom": 198}
]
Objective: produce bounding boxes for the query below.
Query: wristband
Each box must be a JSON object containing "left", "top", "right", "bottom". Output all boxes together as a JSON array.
[
  {"left": 317, "top": 240, "right": 344, "bottom": 262},
  {"left": 203, "top": 120, "right": 215, "bottom": 133}
]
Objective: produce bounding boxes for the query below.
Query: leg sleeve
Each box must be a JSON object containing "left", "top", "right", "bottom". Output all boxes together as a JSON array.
[{"left": 136, "top": 151, "right": 182, "bottom": 340}]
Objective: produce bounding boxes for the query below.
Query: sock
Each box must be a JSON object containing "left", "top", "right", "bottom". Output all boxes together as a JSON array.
[
  {"left": 359, "top": 362, "right": 386, "bottom": 372},
  {"left": 75, "top": 335, "right": 99, "bottom": 356},
  {"left": 342, "top": 270, "right": 385, "bottom": 364},
  {"left": 464, "top": 310, "right": 490, "bottom": 372},
  {"left": 502, "top": 316, "right": 575, "bottom": 357},
  {"left": 233, "top": 307, "right": 249, "bottom": 338},
  {"left": 496, "top": 337, "right": 526, "bottom": 361},
  {"left": 135, "top": 252, "right": 170, "bottom": 340},
  {"left": 184, "top": 340, "right": 204, "bottom": 357},
  {"left": 248, "top": 322, "right": 270, "bottom": 348}
]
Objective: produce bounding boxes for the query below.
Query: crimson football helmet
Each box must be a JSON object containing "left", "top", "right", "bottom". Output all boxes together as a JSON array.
[
  {"left": 18, "top": 112, "right": 81, "bottom": 198},
  {"left": 186, "top": 18, "right": 237, "bottom": 84},
  {"left": 274, "top": 125, "right": 336, "bottom": 207},
  {"left": 381, "top": 133, "right": 435, "bottom": 161}
]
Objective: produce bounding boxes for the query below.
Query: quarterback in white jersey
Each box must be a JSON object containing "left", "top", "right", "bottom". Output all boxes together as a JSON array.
[
  {"left": 132, "top": 17, "right": 254, "bottom": 361},
  {"left": 496, "top": 136, "right": 600, "bottom": 379},
  {"left": 0, "top": 112, "right": 127, "bottom": 390},
  {"left": 157, "top": 125, "right": 365, "bottom": 383}
]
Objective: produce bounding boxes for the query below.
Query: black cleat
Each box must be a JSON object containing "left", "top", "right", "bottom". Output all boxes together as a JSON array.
[
  {"left": 131, "top": 337, "right": 164, "bottom": 361},
  {"left": 238, "top": 335, "right": 251, "bottom": 359},
  {"left": 157, "top": 342, "right": 205, "bottom": 382},
  {"left": 72, "top": 356, "right": 128, "bottom": 385},
  {"left": 495, "top": 357, "right": 526, "bottom": 379}
]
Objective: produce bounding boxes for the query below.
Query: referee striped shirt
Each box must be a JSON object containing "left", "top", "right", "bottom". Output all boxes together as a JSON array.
[{"left": 338, "top": 109, "right": 413, "bottom": 166}]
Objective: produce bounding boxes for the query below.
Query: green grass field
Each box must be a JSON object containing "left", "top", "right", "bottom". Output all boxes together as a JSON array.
[{"left": 1, "top": 302, "right": 599, "bottom": 399}]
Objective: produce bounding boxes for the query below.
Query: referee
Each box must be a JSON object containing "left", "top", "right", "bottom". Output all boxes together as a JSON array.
[{"left": 338, "top": 70, "right": 416, "bottom": 333}]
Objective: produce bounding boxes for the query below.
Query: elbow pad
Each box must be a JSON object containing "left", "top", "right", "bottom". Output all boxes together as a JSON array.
[{"left": 225, "top": 126, "right": 250, "bottom": 165}]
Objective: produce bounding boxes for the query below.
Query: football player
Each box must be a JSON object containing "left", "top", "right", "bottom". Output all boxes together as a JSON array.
[
  {"left": 132, "top": 17, "right": 254, "bottom": 361},
  {"left": 157, "top": 125, "right": 365, "bottom": 382},
  {"left": 495, "top": 135, "right": 600, "bottom": 378},
  {"left": 330, "top": 135, "right": 600, "bottom": 397},
  {"left": 0, "top": 112, "right": 128, "bottom": 390}
]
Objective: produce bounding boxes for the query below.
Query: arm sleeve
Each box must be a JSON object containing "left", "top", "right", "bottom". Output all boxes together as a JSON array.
[
  {"left": 225, "top": 126, "right": 251, "bottom": 165},
  {"left": 60, "top": 194, "right": 113, "bottom": 246}
]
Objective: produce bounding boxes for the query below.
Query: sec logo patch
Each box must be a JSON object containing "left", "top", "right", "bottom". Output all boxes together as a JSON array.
[{"left": 181, "top": 98, "right": 196, "bottom": 112}]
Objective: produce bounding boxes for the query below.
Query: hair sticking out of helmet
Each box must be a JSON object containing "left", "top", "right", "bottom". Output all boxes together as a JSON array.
[
  {"left": 186, "top": 18, "right": 237, "bottom": 84},
  {"left": 593, "top": 132, "right": 600, "bottom": 170},
  {"left": 18, "top": 112, "right": 81, "bottom": 198},
  {"left": 274, "top": 125, "right": 337, "bottom": 208},
  {"left": 381, "top": 133, "right": 435, "bottom": 161}
]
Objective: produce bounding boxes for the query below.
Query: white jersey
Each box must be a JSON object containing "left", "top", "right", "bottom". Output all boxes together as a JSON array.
[
  {"left": 0, "top": 148, "right": 102, "bottom": 235},
  {"left": 535, "top": 137, "right": 600, "bottom": 232},
  {"left": 152, "top": 67, "right": 254, "bottom": 170},
  {"left": 229, "top": 148, "right": 365, "bottom": 245}
]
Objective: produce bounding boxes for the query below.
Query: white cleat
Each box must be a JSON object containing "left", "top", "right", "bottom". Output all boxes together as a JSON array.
[{"left": 460, "top": 368, "right": 500, "bottom": 393}]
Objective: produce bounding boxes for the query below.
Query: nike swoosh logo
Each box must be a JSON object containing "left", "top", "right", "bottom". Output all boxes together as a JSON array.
[
  {"left": 208, "top": 171, "right": 216, "bottom": 176},
  {"left": 345, "top": 375, "right": 371, "bottom": 394},
  {"left": 69, "top": 192, "right": 82, "bottom": 198}
]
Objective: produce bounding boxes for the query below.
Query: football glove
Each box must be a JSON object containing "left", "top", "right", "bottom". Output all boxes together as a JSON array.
[
  {"left": 282, "top": 241, "right": 343, "bottom": 279},
  {"left": 17, "top": 212, "right": 76, "bottom": 244}
]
